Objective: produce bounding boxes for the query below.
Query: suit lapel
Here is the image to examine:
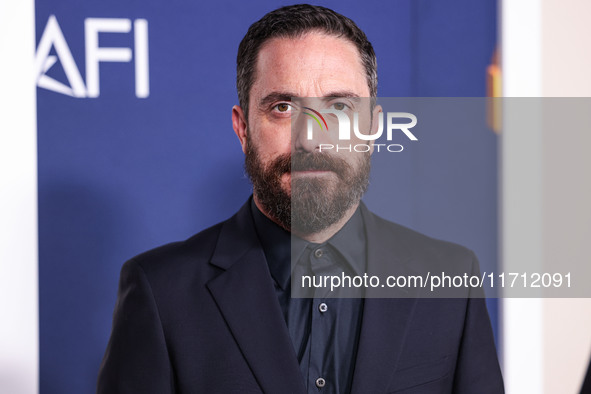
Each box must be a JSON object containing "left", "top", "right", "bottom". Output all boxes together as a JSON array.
[
  {"left": 350, "top": 205, "right": 420, "bottom": 394},
  {"left": 206, "top": 201, "right": 306, "bottom": 394}
]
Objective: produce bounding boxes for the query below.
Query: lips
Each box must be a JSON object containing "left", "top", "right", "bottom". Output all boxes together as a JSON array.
[
  {"left": 291, "top": 152, "right": 347, "bottom": 174},
  {"left": 268, "top": 152, "right": 351, "bottom": 181}
]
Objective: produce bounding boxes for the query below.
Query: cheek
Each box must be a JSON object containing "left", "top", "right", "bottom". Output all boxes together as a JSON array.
[
  {"left": 249, "top": 134, "right": 291, "bottom": 163},
  {"left": 261, "top": 131, "right": 292, "bottom": 155},
  {"left": 249, "top": 108, "right": 293, "bottom": 154}
]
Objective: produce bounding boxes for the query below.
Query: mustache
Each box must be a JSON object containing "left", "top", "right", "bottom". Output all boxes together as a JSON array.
[{"left": 270, "top": 152, "right": 351, "bottom": 177}]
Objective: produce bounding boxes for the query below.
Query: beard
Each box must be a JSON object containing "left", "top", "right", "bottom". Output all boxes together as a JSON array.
[{"left": 245, "top": 138, "right": 370, "bottom": 235}]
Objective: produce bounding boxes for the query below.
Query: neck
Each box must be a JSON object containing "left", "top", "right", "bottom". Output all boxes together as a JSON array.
[{"left": 253, "top": 194, "right": 359, "bottom": 244}]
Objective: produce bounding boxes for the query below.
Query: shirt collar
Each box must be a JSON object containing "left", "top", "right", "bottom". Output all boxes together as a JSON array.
[
  {"left": 250, "top": 198, "right": 367, "bottom": 291},
  {"left": 325, "top": 206, "right": 366, "bottom": 277},
  {"left": 250, "top": 198, "right": 293, "bottom": 290}
]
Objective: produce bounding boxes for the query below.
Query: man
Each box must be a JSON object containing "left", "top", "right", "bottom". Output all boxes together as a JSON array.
[{"left": 97, "top": 4, "right": 504, "bottom": 393}]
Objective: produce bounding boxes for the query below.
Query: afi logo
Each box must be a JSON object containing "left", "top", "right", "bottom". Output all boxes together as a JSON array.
[
  {"left": 34, "top": 15, "right": 149, "bottom": 98},
  {"left": 306, "top": 110, "right": 418, "bottom": 141}
]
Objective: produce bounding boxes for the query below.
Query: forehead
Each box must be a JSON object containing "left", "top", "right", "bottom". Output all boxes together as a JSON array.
[{"left": 252, "top": 32, "right": 369, "bottom": 98}]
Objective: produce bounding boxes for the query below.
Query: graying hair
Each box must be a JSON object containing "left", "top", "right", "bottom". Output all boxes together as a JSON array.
[{"left": 236, "top": 4, "right": 378, "bottom": 120}]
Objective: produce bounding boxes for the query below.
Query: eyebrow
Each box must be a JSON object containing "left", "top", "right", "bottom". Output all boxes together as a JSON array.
[
  {"left": 258, "top": 91, "right": 295, "bottom": 110},
  {"left": 321, "top": 91, "right": 361, "bottom": 99},
  {"left": 258, "top": 90, "right": 362, "bottom": 109}
]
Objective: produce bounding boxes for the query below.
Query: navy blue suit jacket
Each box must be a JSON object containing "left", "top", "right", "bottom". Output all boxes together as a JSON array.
[{"left": 97, "top": 200, "right": 504, "bottom": 393}]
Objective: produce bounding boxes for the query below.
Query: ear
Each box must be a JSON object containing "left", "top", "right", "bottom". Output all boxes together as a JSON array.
[
  {"left": 369, "top": 104, "right": 383, "bottom": 155},
  {"left": 232, "top": 105, "right": 248, "bottom": 153}
]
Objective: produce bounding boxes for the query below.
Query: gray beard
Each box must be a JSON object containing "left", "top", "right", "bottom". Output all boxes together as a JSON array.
[
  {"left": 290, "top": 166, "right": 369, "bottom": 234},
  {"left": 245, "top": 138, "right": 370, "bottom": 235}
]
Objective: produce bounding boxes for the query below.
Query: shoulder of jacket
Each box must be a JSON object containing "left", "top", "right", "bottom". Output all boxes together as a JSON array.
[
  {"left": 369, "top": 211, "right": 476, "bottom": 261},
  {"left": 123, "top": 220, "right": 227, "bottom": 276}
]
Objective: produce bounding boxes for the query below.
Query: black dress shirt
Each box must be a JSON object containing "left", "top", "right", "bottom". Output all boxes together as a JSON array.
[{"left": 251, "top": 200, "right": 366, "bottom": 394}]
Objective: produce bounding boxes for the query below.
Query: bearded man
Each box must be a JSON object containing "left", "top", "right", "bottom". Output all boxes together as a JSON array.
[{"left": 97, "top": 4, "right": 504, "bottom": 393}]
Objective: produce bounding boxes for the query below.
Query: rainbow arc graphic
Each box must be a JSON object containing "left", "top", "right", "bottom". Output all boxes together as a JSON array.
[{"left": 303, "top": 107, "right": 328, "bottom": 131}]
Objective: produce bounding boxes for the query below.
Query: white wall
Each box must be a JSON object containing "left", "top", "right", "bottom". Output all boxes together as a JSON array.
[
  {"left": 0, "top": 2, "right": 39, "bottom": 394},
  {"left": 501, "top": 0, "right": 591, "bottom": 393}
]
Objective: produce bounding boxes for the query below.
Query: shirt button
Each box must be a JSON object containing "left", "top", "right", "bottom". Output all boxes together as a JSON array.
[
  {"left": 318, "top": 303, "right": 328, "bottom": 313},
  {"left": 315, "top": 377, "right": 326, "bottom": 388},
  {"left": 314, "top": 249, "right": 323, "bottom": 258}
]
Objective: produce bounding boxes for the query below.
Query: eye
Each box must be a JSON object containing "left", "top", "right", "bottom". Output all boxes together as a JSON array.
[
  {"left": 330, "top": 102, "right": 349, "bottom": 111},
  {"left": 273, "top": 103, "right": 292, "bottom": 113}
]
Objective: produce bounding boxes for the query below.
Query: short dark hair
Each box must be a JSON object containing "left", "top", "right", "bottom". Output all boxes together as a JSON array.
[{"left": 236, "top": 4, "right": 377, "bottom": 120}]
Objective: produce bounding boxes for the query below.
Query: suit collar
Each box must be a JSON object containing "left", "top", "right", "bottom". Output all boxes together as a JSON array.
[
  {"left": 350, "top": 203, "right": 420, "bottom": 394},
  {"left": 207, "top": 199, "right": 306, "bottom": 394},
  {"left": 209, "top": 199, "right": 259, "bottom": 270},
  {"left": 208, "top": 199, "right": 421, "bottom": 394}
]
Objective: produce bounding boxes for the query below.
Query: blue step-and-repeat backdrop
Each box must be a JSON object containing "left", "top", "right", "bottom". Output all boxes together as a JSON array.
[{"left": 34, "top": 1, "right": 497, "bottom": 392}]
